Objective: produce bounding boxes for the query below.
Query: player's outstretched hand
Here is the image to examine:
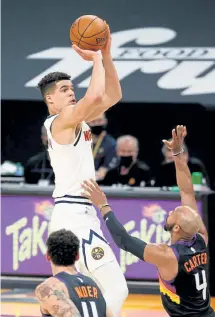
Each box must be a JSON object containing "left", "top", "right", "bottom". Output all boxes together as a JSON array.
[
  {"left": 81, "top": 179, "right": 108, "bottom": 208},
  {"left": 162, "top": 125, "right": 187, "bottom": 155},
  {"left": 101, "top": 23, "right": 111, "bottom": 55},
  {"left": 72, "top": 44, "right": 101, "bottom": 61}
]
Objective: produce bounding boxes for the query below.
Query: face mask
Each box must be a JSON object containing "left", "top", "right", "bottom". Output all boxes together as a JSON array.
[
  {"left": 91, "top": 125, "right": 105, "bottom": 136},
  {"left": 119, "top": 156, "right": 133, "bottom": 168}
]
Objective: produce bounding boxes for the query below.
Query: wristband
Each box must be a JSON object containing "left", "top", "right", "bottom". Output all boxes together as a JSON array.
[
  {"left": 172, "top": 148, "right": 184, "bottom": 156},
  {"left": 100, "top": 203, "right": 110, "bottom": 210}
]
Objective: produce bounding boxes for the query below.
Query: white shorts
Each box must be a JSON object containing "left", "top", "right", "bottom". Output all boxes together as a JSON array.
[{"left": 49, "top": 201, "right": 116, "bottom": 273}]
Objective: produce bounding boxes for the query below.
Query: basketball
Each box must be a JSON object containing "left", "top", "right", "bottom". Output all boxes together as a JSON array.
[{"left": 70, "top": 15, "right": 108, "bottom": 51}]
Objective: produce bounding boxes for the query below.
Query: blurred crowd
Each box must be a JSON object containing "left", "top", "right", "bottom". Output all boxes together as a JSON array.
[{"left": 17, "top": 113, "right": 210, "bottom": 190}]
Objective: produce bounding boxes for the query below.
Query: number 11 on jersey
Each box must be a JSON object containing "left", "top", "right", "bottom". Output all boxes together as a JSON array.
[{"left": 82, "top": 302, "right": 98, "bottom": 317}]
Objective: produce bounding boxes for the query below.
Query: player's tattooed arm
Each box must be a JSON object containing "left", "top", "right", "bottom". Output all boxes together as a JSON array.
[{"left": 35, "top": 281, "right": 80, "bottom": 317}]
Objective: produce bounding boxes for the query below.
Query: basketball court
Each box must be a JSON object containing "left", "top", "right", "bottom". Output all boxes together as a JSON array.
[{"left": 1, "top": 288, "right": 215, "bottom": 316}]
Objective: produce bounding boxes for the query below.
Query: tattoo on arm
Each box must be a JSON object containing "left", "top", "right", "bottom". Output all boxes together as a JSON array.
[
  {"left": 36, "top": 283, "right": 80, "bottom": 317},
  {"left": 51, "top": 304, "right": 78, "bottom": 317}
]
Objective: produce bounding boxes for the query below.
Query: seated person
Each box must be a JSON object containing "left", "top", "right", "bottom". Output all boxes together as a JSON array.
[
  {"left": 100, "top": 135, "right": 150, "bottom": 187},
  {"left": 154, "top": 141, "right": 210, "bottom": 187},
  {"left": 24, "top": 126, "right": 54, "bottom": 185},
  {"left": 88, "top": 114, "right": 118, "bottom": 181}
]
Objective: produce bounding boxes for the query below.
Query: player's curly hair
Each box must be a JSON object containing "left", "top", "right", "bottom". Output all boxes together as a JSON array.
[
  {"left": 46, "top": 229, "right": 80, "bottom": 266},
  {"left": 37, "top": 72, "right": 71, "bottom": 99}
]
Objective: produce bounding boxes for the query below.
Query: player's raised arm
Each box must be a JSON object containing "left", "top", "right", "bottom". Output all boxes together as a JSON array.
[
  {"left": 81, "top": 179, "right": 177, "bottom": 272},
  {"left": 35, "top": 280, "right": 78, "bottom": 317},
  {"left": 57, "top": 49, "right": 105, "bottom": 128},
  {"left": 100, "top": 25, "right": 122, "bottom": 109},
  {"left": 163, "top": 125, "right": 208, "bottom": 245},
  {"left": 73, "top": 25, "right": 122, "bottom": 123}
]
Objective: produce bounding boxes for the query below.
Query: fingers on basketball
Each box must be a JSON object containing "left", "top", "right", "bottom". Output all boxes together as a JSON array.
[
  {"left": 72, "top": 44, "right": 85, "bottom": 57},
  {"left": 102, "top": 22, "right": 111, "bottom": 46},
  {"left": 106, "top": 24, "right": 111, "bottom": 37},
  {"left": 72, "top": 44, "right": 79, "bottom": 51}
]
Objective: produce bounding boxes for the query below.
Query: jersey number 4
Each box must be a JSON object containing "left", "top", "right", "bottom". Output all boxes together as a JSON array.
[
  {"left": 82, "top": 302, "right": 98, "bottom": 317},
  {"left": 194, "top": 270, "right": 207, "bottom": 300}
]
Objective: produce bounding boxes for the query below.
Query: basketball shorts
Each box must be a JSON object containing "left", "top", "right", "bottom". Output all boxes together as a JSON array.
[{"left": 49, "top": 196, "right": 116, "bottom": 273}]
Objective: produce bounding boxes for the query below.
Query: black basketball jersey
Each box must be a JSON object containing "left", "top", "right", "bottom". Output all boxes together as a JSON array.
[
  {"left": 159, "top": 234, "right": 214, "bottom": 317},
  {"left": 42, "top": 272, "right": 106, "bottom": 317}
]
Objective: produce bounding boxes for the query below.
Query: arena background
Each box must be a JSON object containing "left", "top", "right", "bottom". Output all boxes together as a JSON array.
[{"left": 1, "top": 0, "right": 215, "bottom": 316}]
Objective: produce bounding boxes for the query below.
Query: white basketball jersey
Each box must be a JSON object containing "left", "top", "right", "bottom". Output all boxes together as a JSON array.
[{"left": 44, "top": 115, "right": 95, "bottom": 198}]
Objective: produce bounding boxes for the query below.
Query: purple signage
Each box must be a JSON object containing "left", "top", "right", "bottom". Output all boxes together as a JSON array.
[{"left": 1, "top": 195, "right": 202, "bottom": 280}]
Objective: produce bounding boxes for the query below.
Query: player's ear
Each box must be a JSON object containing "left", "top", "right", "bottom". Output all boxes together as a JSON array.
[
  {"left": 46, "top": 252, "right": 51, "bottom": 262},
  {"left": 173, "top": 224, "right": 180, "bottom": 232},
  {"left": 75, "top": 252, "right": 80, "bottom": 262},
  {"left": 46, "top": 94, "right": 53, "bottom": 104}
]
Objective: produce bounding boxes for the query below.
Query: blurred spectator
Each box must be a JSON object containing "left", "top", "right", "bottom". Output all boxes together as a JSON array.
[
  {"left": 88, "top": 114, "right": 117, "bottom": 181},
  {"left": 154, "top": 142, "right": 210, "bottom": 187},
  {"left": 100, "top": 135, "right": 150, "bottom": 187},
  {"left": 24, "top": 126, "right": 54, "bottom": 185}
]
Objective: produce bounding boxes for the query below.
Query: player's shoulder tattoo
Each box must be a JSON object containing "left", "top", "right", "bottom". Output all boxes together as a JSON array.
[
  {"left": 35, "top": 279, "right": 80, "bottom": 317},
  {"left": 35, "top": 281, "right": 64, "bottom": 301}
]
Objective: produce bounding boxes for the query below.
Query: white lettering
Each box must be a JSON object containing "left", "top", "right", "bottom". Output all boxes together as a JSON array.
[
  {"left": 120, "top": 223, "right": 140, "bottom": 273},
  {"left": 120, "top": 218, "right": 171, "bottom": 273},
  {"left": 5, "top": 216, "right": 49, "bottom": 271},
  {"left": 158, "top": 61, "right": 214, "bottom": 90},
  {"left": 19, "top": 228, "right": 32, "bottom": 263},
  {"left": 25, "top": 27, "right": 215, "bottom": 96},
  {"left": 113, "top": 48, "right": 215, "bottom": 60},
  {"left": 155, "top": 225, "right": 163, "bottom": 244},
  {"left": 182, "top": 68, "right": 215, "bottom": 95},
  {"left": 140, "top": 219, "right": 156, "bottom": 242},
  {"left": 25, "top": 48, "right": 92, "bottom": 87},
  {"left": 6, "top": 217, "right": 28, "bottom": 270},
  {"left": 32, "top": 216, "right": 48, "bottom": 256}
]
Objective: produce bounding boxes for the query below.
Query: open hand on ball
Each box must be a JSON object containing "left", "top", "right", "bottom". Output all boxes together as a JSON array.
[{"left": 72, "top": 44, "right": 101, "bottom": 61}]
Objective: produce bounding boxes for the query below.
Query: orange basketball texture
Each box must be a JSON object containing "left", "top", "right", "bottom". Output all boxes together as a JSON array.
[{"left": 70, "top": 15, "right": 108, "bottom": 51}]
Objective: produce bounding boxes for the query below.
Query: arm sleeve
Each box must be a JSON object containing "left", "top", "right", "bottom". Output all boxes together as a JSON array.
[{"left": 103, "top": 211, "right": 146, "bottom": 261}]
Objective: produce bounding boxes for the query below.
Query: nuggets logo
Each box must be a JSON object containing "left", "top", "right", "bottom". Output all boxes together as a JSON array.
[{"left": 91, "top": 247, "right": 104, "bottom": 260}]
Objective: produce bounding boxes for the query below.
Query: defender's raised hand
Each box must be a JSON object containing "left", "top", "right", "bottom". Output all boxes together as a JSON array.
[
  {"left": 81, "top": 179, "right": 108, "bottom": 208},
  {"left": 162, "top": 125, "right": 187, "bottom": 155}
]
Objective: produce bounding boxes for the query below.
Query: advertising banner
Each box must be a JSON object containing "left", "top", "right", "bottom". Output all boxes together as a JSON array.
[
  {"left": 2, "top": 0, "right": 215, "bottom": 105},
  {"left": 1, "top": 195, "right": 202, "bottom": 279}
]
